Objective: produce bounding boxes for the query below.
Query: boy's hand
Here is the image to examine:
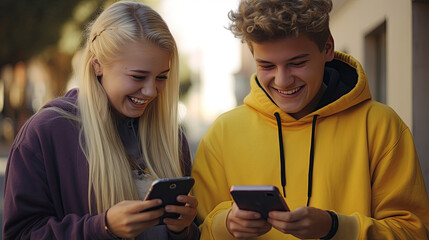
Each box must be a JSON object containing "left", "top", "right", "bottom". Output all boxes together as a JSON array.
[
  {"left": 226, "top": 202, "right": 272, "bottom": 238},
  {"left": 268, "top": 206, "right": 332, "bottom": 239}
]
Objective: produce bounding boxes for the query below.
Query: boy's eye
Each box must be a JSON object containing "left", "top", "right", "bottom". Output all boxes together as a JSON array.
[
  {"left": 132, "top": 75, "right": 146, "bottom": 80},
  {"left": 259, "top": 65, "right": 275, "bottom": 70},
  {"left": 289, "top": 60, "right": 308, "bottom": 66}
]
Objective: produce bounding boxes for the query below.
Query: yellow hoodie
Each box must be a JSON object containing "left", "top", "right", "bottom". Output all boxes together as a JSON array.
[{"left": 191, "top": 52, "right": 429, "bottom": 239}]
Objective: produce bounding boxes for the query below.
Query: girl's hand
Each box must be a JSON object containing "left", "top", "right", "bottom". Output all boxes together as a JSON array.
[
  {"left": 106, "top": 199, "right": 164, "bottom": 238},
  {"left": 163, "top": 195, "right": 198, "bottom": 233},
  {"left": 226, "top": 202, "right": 272, "bottom": 238},
  {"left": 268, "top": 206, "right": 332, "bottom": 239}
]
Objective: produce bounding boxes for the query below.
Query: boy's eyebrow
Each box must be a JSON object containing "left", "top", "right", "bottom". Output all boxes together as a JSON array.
[
  {"left": 288, "top": 53, "right": 310, "bottom": 61},
  {"left": 255, "top": 59, "right": 272, "bottom": 64},
  {"left": 255, "top": 53, "right": 310, "bottom": 63}
]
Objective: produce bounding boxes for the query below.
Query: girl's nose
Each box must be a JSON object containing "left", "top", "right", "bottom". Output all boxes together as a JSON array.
[{"left": 140, "top": 78, "right": 157, "bottom": 98}]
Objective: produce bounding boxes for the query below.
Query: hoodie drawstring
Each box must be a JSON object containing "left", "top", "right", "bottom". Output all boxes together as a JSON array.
[
  {"left": 274, "top": 113, "right": 286, "bottom": 197},
  {"left": 307, "top": 115, "right": 318, "bottom": 206},
  {"left": 274, "top": 113, "right": 318, "bottom": 207}
]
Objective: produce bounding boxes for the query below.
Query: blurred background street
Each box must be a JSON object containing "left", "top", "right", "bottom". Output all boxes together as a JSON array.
[
  {"left": 0, "top": 144, "right": 8, "bottom": 238},
  {"left": 1, "top": 0, "right": 429, "bottom": 239}
]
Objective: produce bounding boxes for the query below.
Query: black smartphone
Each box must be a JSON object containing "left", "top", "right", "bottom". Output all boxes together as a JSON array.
[
  {"left": 230, "top": 185, "right": 290, "bottom": 219},
  {"left": 143, "top": 176, "right": 195, "bottom": 222}
]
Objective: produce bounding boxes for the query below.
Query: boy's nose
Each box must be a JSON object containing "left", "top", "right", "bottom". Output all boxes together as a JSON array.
[{"left": 275, "top": 68, "right": 295, "bottom": 87}]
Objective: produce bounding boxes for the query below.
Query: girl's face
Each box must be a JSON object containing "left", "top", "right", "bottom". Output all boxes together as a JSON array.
[{"left": 93, "top": 41, "right": 170, "bottom": 119}]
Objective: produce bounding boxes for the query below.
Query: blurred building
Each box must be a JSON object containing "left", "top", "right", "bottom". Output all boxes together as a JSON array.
[{"left": 329, "top": 0, "right": 429, "bottom": 193}]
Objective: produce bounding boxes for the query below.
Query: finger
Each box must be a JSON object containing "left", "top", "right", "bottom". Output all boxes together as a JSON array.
[
  {"left": 234, "top": 209, "right": 262, "bottom": 220},
  {"left": 268, "top": 210, "right": 294, "bottom": 222},
  {"left": 267, "top": 217, "right": 299, "bottom": 233},
  {"left": 229, "top": 220, "right": 272, "bottom": 237},
  {"left": 231, "top": 203, "right": 262, "bottom": 220},
  {"left": 235, "top": 218, "right": 270, "bottom": 229},
  {"left": 267, "top": 209, "right": 305, "bottom": 233},
  {"left": 229, "top": 209, "right": 271, "bottom": 229},
  {"left": 139, "top": 199, "right": 163, "bottom": 212},
  {"left": 287, "top": 207, "right": 310, "bottom": 221},
  {"left": 164, "top": 204, "right": 196, "bottom": 217},
  {"left": 230, "top": 230, "right": 265, "bottom": 239},
  {"left": 114, "top": 199, "right": 162, "bottom": 215},
  {"left": 135, "top": 207, "right": 165, "bottom": 222},
  {"left": 177, "top": 195, "right": 198, "bottom": 208},
  {"left": 269, "top": 207, "right": 308, "bottom": 222}
]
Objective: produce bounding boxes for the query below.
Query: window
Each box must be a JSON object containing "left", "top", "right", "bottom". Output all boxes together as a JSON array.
[{"left": 365, "top": 21, "right": 387, "bottom": 104}]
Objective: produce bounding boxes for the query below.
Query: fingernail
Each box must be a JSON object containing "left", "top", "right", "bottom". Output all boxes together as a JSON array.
[
  {"left": 177, "top": 196, "right": 184, "bottom": 201},
  {"left": 165, "top": 206, "right": 172, "bottom": 211}
]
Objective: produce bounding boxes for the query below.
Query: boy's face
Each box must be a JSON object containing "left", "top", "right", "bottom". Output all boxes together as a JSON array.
[{"left": 252, "top": 35, "right": 334, "bottom": 119}]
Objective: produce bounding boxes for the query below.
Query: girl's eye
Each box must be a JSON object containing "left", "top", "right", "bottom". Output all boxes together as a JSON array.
[{"left": 156, "top": 75, "right": 168, "bottom": 81}]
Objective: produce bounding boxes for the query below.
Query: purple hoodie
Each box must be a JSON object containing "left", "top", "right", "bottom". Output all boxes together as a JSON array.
[{"left": 2, "top": 89, "right": 199, "bottom": 240}]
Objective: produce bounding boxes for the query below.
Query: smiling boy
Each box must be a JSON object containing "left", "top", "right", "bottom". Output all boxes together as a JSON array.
[{"left": 191, "top": 0, "right": 429, "bottom": 239}]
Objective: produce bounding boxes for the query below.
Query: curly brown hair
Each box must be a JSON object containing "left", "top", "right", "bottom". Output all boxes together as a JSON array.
[{"left": 228, "top": 0, "right": 332, "bottom": 51}]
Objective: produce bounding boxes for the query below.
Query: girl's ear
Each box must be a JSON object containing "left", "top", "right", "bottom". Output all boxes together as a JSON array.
[
  {"left": 324, "top": 34, "right": 335, "bottom": 62},
  {"left": 92, "top": 57, "right": 103, "bottom": 76}
]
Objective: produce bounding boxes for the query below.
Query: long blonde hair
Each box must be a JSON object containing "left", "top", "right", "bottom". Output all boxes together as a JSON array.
[{"left": 77, "top": 1, "right": 182, "bottom": 214}]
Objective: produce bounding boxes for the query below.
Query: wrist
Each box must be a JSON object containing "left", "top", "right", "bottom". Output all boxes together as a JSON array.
[
  {"left": 105, "top": 209, "right": 123, "bottom": 240},
  {"left": 321, "top": 210, "right": 338, "bottom": 240}
]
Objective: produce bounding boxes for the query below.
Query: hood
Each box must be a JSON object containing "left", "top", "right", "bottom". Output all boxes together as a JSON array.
[
  {"left": 243, "top": 51, "right": 372, "bottom": 126},
  {"left": 42, "top": 88, "right": 79, "bottom": 114},
  {"left": 243, "top": 52, "right": 372, "bottom": 202}
]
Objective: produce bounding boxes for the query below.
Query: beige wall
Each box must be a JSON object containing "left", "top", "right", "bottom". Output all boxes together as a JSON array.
[{"left": 331, "top": 0, "right": 413, "bottom": 129}]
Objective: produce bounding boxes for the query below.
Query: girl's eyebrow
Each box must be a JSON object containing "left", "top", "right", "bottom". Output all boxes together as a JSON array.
[{"left": 130, "top": 69, "right": 170, "bottom": 74}]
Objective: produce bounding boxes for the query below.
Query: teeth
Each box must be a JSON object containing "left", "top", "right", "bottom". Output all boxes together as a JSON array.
[
  {"left": 129, "top": 97, "right": 147, "bottom": 105},
  {"left": 278, "top": 87, "right": 301, "bottom": 95}
]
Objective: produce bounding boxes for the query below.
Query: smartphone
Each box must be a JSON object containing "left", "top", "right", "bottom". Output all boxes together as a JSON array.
[
  {"left": 230, "top": 185, "right": 290, "bottom": 219},
  {"left": 143, "top": 176, "right": 195, "bottom": 222}
]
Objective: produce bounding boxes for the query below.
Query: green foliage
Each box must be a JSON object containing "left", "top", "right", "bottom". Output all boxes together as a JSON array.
[{"left": 0, "top": 0, "right": 105, "bottom": 66}]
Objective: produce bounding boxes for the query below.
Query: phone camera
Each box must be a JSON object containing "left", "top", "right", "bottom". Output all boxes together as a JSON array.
[{"left": 169, "top": 183, "right": 177, "bottom": 189}]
